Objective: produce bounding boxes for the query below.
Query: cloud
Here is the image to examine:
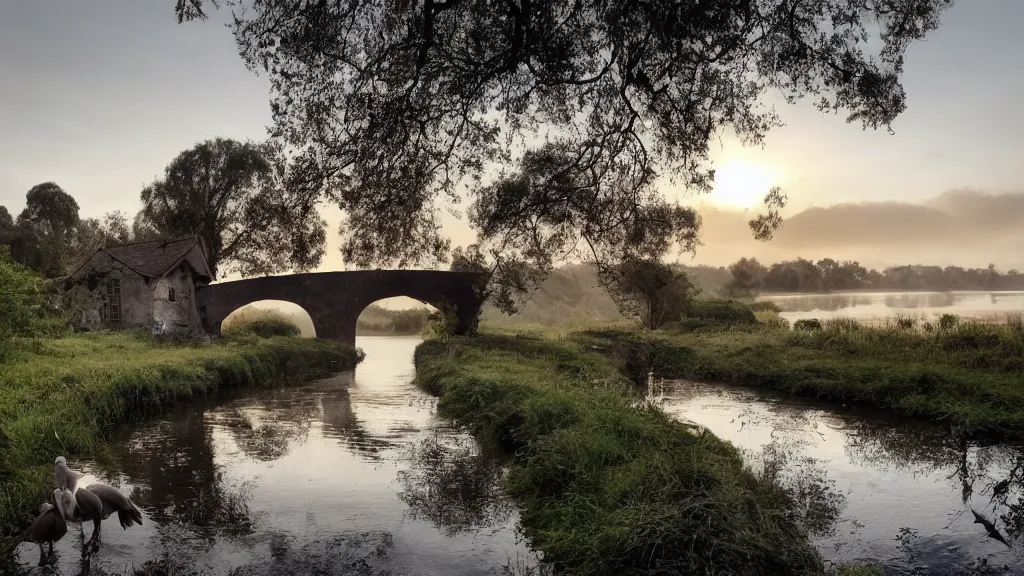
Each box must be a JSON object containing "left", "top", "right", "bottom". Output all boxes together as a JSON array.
[{"left": 687, "top": 190, "right": 1024, "bottom": 270}]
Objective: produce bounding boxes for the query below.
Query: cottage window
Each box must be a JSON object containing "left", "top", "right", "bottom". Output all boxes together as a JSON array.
[
  {"left": 102, "top": 279, "right": 121, "bottom": 325},
  {"left": 168, "top": 287, "right": 176, "bottom": 302}
]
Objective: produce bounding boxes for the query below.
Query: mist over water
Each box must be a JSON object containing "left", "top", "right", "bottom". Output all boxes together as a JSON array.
[{"left": 760, "top": 291, "right": 1024, "bottom": 324}]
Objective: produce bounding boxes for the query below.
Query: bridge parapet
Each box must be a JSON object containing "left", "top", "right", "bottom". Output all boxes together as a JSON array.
[{"left": 195, "top": 270, "right": 486, "bottom": 346}]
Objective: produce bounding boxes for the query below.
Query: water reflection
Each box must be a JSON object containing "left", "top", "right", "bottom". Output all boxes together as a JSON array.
[
  {"left": 397, "top": 434, "right": 514, "bottom": 537},
  {"left": 659, "top": 381, "right": 1024, "bottom": 575},
  {"left": 763, "top": 291, "right": 1024, "bottom": 324},
  {"left": 10, "top": 336, "right": 540, "bottom": 576}
]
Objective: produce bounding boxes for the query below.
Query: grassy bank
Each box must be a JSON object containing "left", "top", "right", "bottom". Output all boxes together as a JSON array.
[
  {"left": 0, "top": 331, "right": 362, "bottom": 534},
  {"left": 582, "top": 315, "right": 1024, "bottom": 436},
  {"left": 415, "top": 334, "right": 825, "bottom": 575}
]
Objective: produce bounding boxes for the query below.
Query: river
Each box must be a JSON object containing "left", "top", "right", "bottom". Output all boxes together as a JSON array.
[
  {"left": 759, "top": 291, "right": 1024, "bottom": 325},
  {"left": 13, "top": 336, "right": 1024, "bottom": 575},
  {"left": 13, "top": 336, "right": 540, "bottom": 576},
  {"left": 654, "top": 380, "right": 1024, "bottom": 575}
]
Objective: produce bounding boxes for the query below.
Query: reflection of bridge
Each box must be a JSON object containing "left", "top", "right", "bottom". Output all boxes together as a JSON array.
[{"left": 195, "top": 270, "right": 485, "bottom": 346}]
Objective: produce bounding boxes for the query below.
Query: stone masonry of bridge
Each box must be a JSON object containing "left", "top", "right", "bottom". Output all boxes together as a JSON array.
[{"left": 195, "top": 270, "right": 486, "bottom": 346}]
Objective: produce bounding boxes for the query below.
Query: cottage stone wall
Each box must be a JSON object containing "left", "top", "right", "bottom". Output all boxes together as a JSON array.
[{"left": 152, "top": 267, "right": 200, "bottom": 335}]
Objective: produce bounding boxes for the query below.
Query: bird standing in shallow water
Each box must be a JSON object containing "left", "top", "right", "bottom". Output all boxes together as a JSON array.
[
  {"left": 25, "top": 500, "right": 67, "bottom": 566},
  {"left": 55, "top": 486, "right": 105, "bottom": 555},
  {"left": 52, "top": 455, "right": 144, "bottom": 553},
  {"left": 82, "top": 482, "right": 144, "bottom": 551}
]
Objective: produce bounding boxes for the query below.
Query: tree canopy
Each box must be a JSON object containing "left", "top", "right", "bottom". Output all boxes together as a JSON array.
[
  {"left": 177, "top": 0, "right": 952, "bottom": 283},
  {"left": 139, "top": 137, "right": 327, "bottom": 278}
]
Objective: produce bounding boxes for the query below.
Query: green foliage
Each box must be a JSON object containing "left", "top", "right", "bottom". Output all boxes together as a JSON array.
[
  {"left": 357, "top": 304, "right": 431, "bottom": 335},
  {"left": 222, "top": 308, "right": 302, "bottom": 338},
  {"left": 0, "top": 246, "right": 51, "bottom": 358},
  {"left": 179, "top": 0, "right": 949, "bottom": 277},
  {"left": 601, "top": 258, "right": 699, "bottom": 329},
  {"left": 748, "top": 301, "right": 782, "bottom": 313},
  {"left": 0, "top": 332, "right": 361, "bottom": 535},
  {"left": 427, "top": 306, "right": 459, "bottom": 353},
  {"left": 727, "top": 256, "right": 1024, "bottom": 294},
  {"left": 590, "top": 317, "right": 1024, "bottom": 436},
  {"left": 139, "top": 137, "right": 327, "bottom": 278},
  {"left": 794, "top": 319, "right": 823, "bottom": 331},
  {"left": 938, "top": 313, "right": 961, "bottom": 331},
  {"left": 415, "top": 334, "right": 823, "bottom": 575}
]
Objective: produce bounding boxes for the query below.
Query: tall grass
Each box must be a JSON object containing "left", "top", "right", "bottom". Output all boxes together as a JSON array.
[
  {"left": 415, "top": 334, "right": 825, "bottom": 575},
  {"left": 588, "top": 313, "right": 1024, "bottom": 436},
  {"left": 0, "top": 331, "right": 362, "bottom": 534}
]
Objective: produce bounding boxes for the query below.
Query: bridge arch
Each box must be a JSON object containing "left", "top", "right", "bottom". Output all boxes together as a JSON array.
[
  {"left": 221, "top": 300, "right": 318, "bottom": 337},
  {"left": 195, "top": 270, "right": 485, "bottom": 347}
]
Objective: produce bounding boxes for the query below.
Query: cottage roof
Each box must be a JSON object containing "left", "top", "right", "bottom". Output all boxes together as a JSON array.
[{"left": 68, "top": 236, "right": 214, "bottom": 282}]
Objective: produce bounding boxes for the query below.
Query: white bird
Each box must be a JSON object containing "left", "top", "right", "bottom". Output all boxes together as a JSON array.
[{"left": 52, "top": 456, "right": 144, "bottom": 553}]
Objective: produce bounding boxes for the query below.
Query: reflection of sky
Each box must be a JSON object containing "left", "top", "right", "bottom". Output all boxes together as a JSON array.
[
  {"left": 761, "top": 291, "right": 1024, "bottom": 324},
  {"left": 15, "top": 336, "right": 537, "bottom": 576},
  {"left": 659, "top": 382, "right": 1023, "bottom": 573}
]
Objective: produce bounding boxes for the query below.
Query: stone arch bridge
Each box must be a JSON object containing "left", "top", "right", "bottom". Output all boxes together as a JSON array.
[{"left": 195, "top": 270, "right": 485, "bottom": 346}]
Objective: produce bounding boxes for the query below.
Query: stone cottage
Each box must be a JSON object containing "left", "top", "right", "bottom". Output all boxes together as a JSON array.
[{"left": 64, "top": 236, "right": 215, "bottom": 335}]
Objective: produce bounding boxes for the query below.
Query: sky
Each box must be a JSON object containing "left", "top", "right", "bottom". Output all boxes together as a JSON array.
[{"left": 2, "top": 0, "right": 1024, "bottom": 278}]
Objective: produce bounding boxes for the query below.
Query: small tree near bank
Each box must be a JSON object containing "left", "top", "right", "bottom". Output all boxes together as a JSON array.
[
  {"left": 603, "top": 259, "right": 699, "bottom": 330},
  {"left": 427, "top": 303, "right": 459, "bottom": 355}
]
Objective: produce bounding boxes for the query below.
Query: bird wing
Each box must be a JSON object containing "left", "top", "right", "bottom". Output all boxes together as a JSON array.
[
  {"left": 84, "top": 483, "right": 132, "bottom": 516},
  {"left": 75, "top": 487, "right": 105, "bottom": 520}
]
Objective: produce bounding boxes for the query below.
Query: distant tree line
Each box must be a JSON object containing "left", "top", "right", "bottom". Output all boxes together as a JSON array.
[
  {"left": 356, "top": 304, "right": 431, "bottom": 335},
  {"left": 725, "top": 257, "right": 1024, "bottom": 296}
]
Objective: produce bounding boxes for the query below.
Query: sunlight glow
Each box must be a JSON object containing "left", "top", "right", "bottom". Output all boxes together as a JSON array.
[{"left": 711, "top": 161, "right": 775, "bottom": 209}]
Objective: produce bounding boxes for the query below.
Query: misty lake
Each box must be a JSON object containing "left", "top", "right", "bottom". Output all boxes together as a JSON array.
[{"left": 759, "top": 291, "right": 1024, "bottom": 325}]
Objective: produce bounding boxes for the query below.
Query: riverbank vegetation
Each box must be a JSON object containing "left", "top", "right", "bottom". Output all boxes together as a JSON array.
[
  {"left": 581, "top": 309, "right": 1024, "bottom": 437},
  {"left": 0, "top": 331, "right": 362, "bottom": 535},
  {"left": 415, "top": 334, "right": 827, "bottom": 575},
  {"left": 222, "top": 306, "right": 304, "bottom": 338}
]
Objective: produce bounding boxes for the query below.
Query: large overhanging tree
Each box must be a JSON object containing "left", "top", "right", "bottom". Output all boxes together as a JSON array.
[{"left": 177, "top": 0, "right": 952, "bottom": 295}]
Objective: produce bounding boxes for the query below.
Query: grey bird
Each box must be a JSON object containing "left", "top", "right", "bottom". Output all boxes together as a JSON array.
[
  {"left": 25, "top": 501, "right": 68, "bottom": 566},
  {"left": 54, "top": 455, "right": 78, "bottom": 492},
  {"left": 54, "top": 486, "right": 104, "bottom": 555},
  {"left": 81, "top": 483, "right": 144, "bottom": 550}
]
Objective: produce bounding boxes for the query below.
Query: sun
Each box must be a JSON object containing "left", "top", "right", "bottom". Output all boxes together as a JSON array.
[{"left": 711, "top": 161, "right": 774, "bottom": 209}]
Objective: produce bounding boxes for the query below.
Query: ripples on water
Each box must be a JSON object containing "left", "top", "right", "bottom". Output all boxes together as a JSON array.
[
  {"left": 12, "top": 336, "right": 540, "bottom": 576},
  {"left": 658, "top": 381, "right": 1024, "bottom": 575}
]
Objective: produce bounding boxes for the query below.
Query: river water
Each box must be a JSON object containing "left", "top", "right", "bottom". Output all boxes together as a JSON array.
[
  {"left": 12, "top": 336, "right": 1024, "bottom": 575},
  {"left": 12, "top": 336, "right": 539, "bottom": 576},
  {"left": 760, "top": 291, "right": 1024, "bottom": 325},
  {"left": 654, "top": 380, "right": 1024, "bottom": 575}
]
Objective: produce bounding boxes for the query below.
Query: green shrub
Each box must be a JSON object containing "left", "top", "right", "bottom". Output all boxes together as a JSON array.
[
  {"left": 793, "top": 318, "right": 822, "bottom": 331},
  {"left": 747, "top": 300, "right": 782, "bottom": 313},
  {"left": 223, "top": 310, "right": 302, "bottom": 338},
  {"left": 937, "top": 313, "right": 960, "bottom": 331}
]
